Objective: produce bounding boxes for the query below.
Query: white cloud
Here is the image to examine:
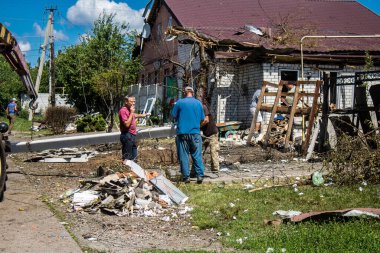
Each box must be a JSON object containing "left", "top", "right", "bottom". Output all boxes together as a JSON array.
[
  {"left": 67, "top": 0, "right": 144, "bottom": 31},
  {"left": 19, "top": 41, "right": 31, "bottom": 52},
  {"left": 33, "top": 23, "right": 69, "bottom": 41}
]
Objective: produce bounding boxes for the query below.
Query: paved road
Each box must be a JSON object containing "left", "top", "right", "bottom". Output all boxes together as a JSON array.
[{"left": 0, "top": 159, "right": 82, "bottom": 253}]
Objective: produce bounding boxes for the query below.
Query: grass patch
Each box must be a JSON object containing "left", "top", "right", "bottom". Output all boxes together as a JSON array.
[
  {"left": 0, "top": 116, "right": 51, "bottom": 135},
  {"left": 181, "top": 183, "right": 380, "bottom": 252}
]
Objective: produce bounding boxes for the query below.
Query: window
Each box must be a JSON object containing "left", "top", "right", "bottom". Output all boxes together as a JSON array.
[
  {"left": 167, "top": 16, "right": 172, "bottom": 28},
  {"left": 156, "top": 23, "right": 162, "bottom": 43},
  {"left": 141, "top": 74, "right": 145, "bottom": 85},
  {"left": 280, "top": 70, "right": 298, "bottom": 81},
  {"left": 154, "top": 70, "right": 159, "bottom": 84}
]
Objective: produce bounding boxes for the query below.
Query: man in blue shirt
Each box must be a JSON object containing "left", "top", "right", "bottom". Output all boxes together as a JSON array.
[
  {"left": 171, "top": 86, "right": 205, "bottom": 184},
  {"left": 6, "top": 98, "right": 18, "bottom": 135}
]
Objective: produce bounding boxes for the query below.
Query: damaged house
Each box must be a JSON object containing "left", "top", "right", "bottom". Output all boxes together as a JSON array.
[{"left": 131, "top": 0, "right": 380, "bottom": 140}]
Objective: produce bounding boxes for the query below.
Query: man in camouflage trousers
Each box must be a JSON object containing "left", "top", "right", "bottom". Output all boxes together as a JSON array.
[{"left": 201, "top": 101, "right": 220, "bottom": 172}]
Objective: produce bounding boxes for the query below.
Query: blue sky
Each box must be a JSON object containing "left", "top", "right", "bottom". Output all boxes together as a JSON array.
[
  {"left": 0, "top": 0, "right": 148, "bottom": 66},
  {"left": 0, "top": 0, "right": 379, "bottom": 67}
]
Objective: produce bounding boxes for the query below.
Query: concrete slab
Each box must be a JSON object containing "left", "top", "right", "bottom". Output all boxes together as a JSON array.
[{"left": 0, "top": 161, "right": 82, "bottom": 253}]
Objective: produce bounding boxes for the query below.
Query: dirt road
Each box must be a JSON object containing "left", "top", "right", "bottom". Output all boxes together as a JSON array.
[{"left": 0, "top": 159, "right": 82, "bottom": 253}]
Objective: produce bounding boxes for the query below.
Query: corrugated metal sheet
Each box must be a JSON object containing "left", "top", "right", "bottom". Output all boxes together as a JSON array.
[{"left": 164, "top": 0, "right": 380, "bottom": 51}]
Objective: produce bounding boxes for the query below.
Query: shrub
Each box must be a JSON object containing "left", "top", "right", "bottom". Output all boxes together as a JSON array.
[
  {"left": 45, "top": 106, "right": 77, "bottom": 134},
  {"left": 76, "top": 114, "right": 107, "bottom": 132},
  {"left": 18, "top": 109, "right": 29, "bottom": 120},
  {"left": 326, "top": 132, "right": 380, "bottom": 185}
]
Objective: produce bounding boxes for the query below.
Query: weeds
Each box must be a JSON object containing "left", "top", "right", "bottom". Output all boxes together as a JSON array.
[{"left": 326, "top": 131, "right": 380, "bottom": 185}]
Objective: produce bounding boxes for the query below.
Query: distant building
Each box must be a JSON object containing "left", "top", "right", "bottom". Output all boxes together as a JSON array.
[{"left": 21, "top": 93, "right": 71, "bottom": 115}]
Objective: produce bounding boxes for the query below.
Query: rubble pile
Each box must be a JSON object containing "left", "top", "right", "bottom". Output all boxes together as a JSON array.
[
  {"left": 61, "top": 162, "right": 188, "bottom": 217},
  {"left": 265, "top": 119, "right": 289, "bottom": 149},
  {"left": 28, "top": 148, "right": 98, "bottom": 163}
]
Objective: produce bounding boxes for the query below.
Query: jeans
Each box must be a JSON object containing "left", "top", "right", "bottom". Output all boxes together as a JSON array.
[
  {"left": 120, "top": 132, "right": 137, "bottom": 161},
  {"left": 176, "top": 134, "right": 204, "bottom": 179}
]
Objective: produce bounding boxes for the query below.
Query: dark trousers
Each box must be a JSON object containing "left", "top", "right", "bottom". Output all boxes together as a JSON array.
[{"left": 120, "top": 132, "right": 137, "bottom": 161}]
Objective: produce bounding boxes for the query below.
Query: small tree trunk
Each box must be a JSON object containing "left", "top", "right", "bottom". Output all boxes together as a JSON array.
[
  {"left": 108, "top": 93, "right": 114, "bottom": 133},
  {"left": 197, "top": 44, "right": 208, "bottom": 101}
]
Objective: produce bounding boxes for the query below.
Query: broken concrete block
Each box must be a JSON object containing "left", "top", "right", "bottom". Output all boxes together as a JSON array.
[
  {"left": 72, "top": 191, "right": 99, "bottom": 208},
  {"left": 99, "top": 174, "right": 121, "bottom": 185},
  {"left": 150, "top": 175, "right": 188, "bottom": 205},
  {"left": 100, "top": 195, "right": 115, "bottom": 207}
]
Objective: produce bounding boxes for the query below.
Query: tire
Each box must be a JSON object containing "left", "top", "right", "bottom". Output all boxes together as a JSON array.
[{"left": 0, "top": 139, "right": 6, "bottom": 202}]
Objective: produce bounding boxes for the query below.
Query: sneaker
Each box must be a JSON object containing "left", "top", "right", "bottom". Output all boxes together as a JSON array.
[
  {"left": 183, "top": 178, "right": 190, "bottom": 184},
  {"left": 196, "top": 176, "right": 203, "bottom": 184}
]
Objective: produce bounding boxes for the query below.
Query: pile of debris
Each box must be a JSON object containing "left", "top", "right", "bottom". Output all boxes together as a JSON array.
[
  {"left": 28, "top": 148, "right": 98, "bottom": 163},
  {"left": 61, "top": 160, "right": 188, "bottom": 217},
  {"left": 265, "top": 118, "right": 289, "bottom": 149}
]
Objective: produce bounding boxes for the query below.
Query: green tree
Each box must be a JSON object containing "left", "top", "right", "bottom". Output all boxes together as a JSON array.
[
  {"left": 56, "top": 44, "right": 96, "bottom": 113},
  {"left": 56, "top": 13, "right": 141, "bottom": 132},
  {"left": 0, "top": 57, "right": 24, "bottom": 114},
  {"left": 88, "top": 13, "right": 141, "bottom": 132}
]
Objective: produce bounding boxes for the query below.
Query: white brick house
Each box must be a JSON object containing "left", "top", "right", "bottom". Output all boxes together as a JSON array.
[{"left": 135, "top": 0, "right": 380, "bottom": 131}]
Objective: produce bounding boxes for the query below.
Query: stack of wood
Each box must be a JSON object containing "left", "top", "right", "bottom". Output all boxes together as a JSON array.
[{"left": 266, "top": 119, "right": 289, "bottom": 149}]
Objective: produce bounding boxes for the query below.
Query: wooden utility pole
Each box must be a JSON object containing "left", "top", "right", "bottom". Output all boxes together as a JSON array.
[
  {"left": 47, "top": 7, "right": 56, "bottom": 107},
  {"left": 28, "top": 12, "right": 52, "bottom": 120}
]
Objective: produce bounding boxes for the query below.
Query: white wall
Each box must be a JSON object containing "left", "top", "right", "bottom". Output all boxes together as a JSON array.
[
  {"left": 21, "top": 93, "right": 70, "bottom": 115},
  {"left": 127, "top": 83, "right": 164, "bottom": 114}
]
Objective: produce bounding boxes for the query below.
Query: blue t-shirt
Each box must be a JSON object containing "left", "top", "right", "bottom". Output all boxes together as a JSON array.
[
  {"left": 250, "top": 89, "right": 261, "bottom": 109},
  {"left": 7, "top": 102, "right": 17, "bottom": 115},
  {"left": 171, "top": 97, "right": 205, "bottom": 134}
]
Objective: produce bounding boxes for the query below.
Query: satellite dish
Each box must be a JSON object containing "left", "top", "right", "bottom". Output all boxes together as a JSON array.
[
  {"left": 141, "top": 23, "right": 151, "bottom": 39},
  {"left": 244, "top": 25, "right": 263, "bottom": 36}
]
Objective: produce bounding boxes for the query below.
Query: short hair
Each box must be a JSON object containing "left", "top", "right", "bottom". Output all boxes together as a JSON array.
[
  {"left": 184, "top": 86, "right": 194, "bottom": 93},
  {"left": 124, "top": 95, "right": 135, "bottom": 102}
]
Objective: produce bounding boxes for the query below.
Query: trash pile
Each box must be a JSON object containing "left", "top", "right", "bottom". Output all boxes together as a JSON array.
[
  {"left": 61, "top": 160, "right": 188, "bottom": 217},
  {"left": 265, "top": 118, "right": 288, "bottom": 149},
  {"left": 28, "top": 148, "right": 98, "bottom": 163}
]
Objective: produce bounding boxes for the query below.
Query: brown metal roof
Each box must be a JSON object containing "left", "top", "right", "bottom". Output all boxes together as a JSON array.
[{"left": 164, "top": 0, "right": 380, "bottom": 52}]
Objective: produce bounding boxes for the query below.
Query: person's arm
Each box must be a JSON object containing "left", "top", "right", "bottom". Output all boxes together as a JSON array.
[
  {"left": 123, "top": 106, "right": 135, "bottom": 128},
  {"left": 281, "top": 97, "right": 292, "bottom": 106},
  {"left": 201, "top": 115, "right": 209, "bottom": 127},
  {"left": 135, "top": 113, "right": 150, "bottom": 118}
]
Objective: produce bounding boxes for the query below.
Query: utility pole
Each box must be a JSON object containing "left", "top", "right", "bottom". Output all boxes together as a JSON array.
[
  {"left": 47, "top": 7, "right": 56, "bottom": 107},
  {"left": 28, "top": 12, "right": 52, "bottom": 120}
]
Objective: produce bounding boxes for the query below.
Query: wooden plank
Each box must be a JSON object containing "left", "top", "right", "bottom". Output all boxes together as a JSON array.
[
  {"left": 264, "top": 81, "right": 284, "bottom": 147},
  {"left": 264, "top": 92, "right": 317, "bottom": 97},
  {"left": 285, "top": 82, "right": 301, "bottom": 149},
  {"left": 247, "top": 83, "right": 267, "bottom": 143},
  {"left": 302, "top": 80, "right": 321, "bottom": 154},
  {"left": 306, "top": 117, "right": 321, "bottom": 161},
  {"left": 260, "top": 104, "right": 311, "bottom": 114}
]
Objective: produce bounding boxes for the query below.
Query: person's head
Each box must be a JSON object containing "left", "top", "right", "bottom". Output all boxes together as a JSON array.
[
  {"left": 184, "top": 86, "right": 194, "bottom": 97},
  {"left": 286, "top": 82, "right": 294, "bottom": 90},
  {"left": 124, "top": 95, "right": 136, "bottom": 109},
  {"left": 11, "top": 98, "right": 17, "bottom": 102}
]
